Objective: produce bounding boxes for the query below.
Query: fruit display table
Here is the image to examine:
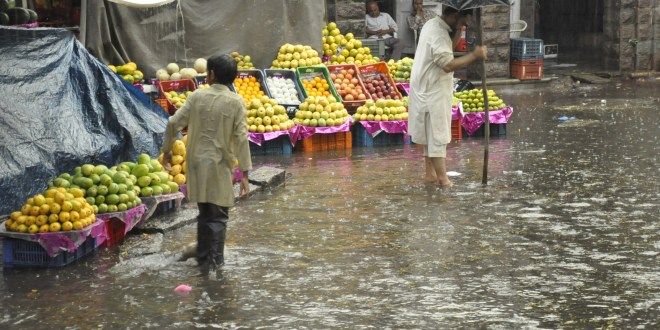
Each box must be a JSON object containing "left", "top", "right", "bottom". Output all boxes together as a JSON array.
[
  {"left": 140, "top": 192, "right": 185, "bottom": 221},
  {"left": 460, "top": 107, "right": 514, "bottom": 136},
  {"left": 1, "top": 219, "right": 106, "bottom": 266},
  {"left": 96, "top": 204, "right": 148, "bottom": 247}
]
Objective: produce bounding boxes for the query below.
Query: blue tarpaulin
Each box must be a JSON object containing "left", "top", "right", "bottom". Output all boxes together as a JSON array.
[{"left": 0, "top": 27, "right": 168, "bottom": 215}]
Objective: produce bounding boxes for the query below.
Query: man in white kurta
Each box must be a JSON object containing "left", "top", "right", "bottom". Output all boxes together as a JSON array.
[{"left": 408, "top": 7, "right": 486, "bottom": 187}]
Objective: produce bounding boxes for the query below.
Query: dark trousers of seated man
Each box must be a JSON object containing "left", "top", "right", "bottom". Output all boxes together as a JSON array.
[{"left": 196, "top": 202, "right": 228, "bottom": 272}]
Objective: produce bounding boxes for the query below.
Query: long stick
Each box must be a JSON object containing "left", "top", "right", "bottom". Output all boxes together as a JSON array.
[{"left": 478, "top": 8, "right": 490, "bottom": 185}]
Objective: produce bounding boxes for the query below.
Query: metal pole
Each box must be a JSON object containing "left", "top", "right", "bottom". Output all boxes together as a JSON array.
[{"left": 477, "top": 8, "right": 490, "bottom": 185}]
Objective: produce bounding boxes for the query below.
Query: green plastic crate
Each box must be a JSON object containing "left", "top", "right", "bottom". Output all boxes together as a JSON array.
[{"left": 295, "top": 66, "right": 341, "bottom": 102}]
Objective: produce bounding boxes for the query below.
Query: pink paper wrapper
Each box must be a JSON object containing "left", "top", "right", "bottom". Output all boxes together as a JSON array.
[
  {"left": 396, "top": 83, "right": 410, "bottom": 96},
  {"left": 0, "top": 219, "right": 107, "bottom": 257},
  {"left": 97, "top": 204, "right": 148, "bottom": 235},
  {"left": 452, "top": 102, "right": 463, "bottom": 121},
  {"left": 140, "top": 192, "right": 186, "bottom": 222},
  {"left": 248, "top": 126, "right": 300, "bottom": 146},
  {"left": 461, "top": 107, "right": 514, "bottom": 136},
  {"left": 358, "top": 120, "right": 409, "bottom": 136},
  {"left": 298, "top": 119, "right": 352, "bottom": 140}
]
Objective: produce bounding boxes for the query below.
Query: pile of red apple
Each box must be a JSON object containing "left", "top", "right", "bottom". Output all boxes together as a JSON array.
[
  {"left": 330, "top": 68, "right": 367, "bottom": 102},
  {"left": 361, "top": 72, "right": 401, "bottom": 100}
]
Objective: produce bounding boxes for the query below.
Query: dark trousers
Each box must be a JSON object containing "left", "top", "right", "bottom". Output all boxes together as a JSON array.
[{"left": 196, "top": 203, "right": 228, "bottom": 269}]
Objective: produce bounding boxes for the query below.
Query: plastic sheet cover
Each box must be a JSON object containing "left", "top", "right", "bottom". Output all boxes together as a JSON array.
[{"left": 0, "top": 27, "right": 168, "bottom": 215}]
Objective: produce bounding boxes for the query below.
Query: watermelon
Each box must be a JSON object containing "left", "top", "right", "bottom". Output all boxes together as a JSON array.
[
  {"left": 26, "top": 8, "right": 36, "bottom": 22},
  {"left": 6, "top": 7, "right": 28, "bottom": 25},
  {"left": 0, "top": 0, "right": 15, "bottom": 12},
  {"left": 0, "top": 12, "right": 8, "bottom": 25}
]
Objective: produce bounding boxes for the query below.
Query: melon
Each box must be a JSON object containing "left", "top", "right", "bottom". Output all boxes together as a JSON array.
[
  {"left": 193, "top": 58, "right": 207, "bottom": 73},
  {"left": 170, "top": 72, "right": 182, "bottom": 80},
  {"left": 7, "top": 7, "right": 29, "bottom": 25},
  {"left": 0, "top": 0, "right": 15, "bottom": 11},
  {"left": 0, "top": 12, "right": 9, "bottom": 25},
  {"left": 156, "top": 69, "right": 170, "bottom": 81},
  {"left": 166, "top": 63, "right": 180, "bottom": 75},
  {"left": 26, "top": 9, "right": 37, "bottom": 22}
]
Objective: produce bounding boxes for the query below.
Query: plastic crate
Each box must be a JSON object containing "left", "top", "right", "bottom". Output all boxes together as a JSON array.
[
  {"left": 155, "top": 99, "right": 169, "bottom": 113},
  {"left": 234, "top": 69, "right": 270, "bottom": 102},
  {"left": 157, "top": 79, "right": 197, "bottom": 114},
  {"left": 249, "top": 135, "right": 294, "bottom": 156},
  {"left": 103, "top": 218, "right": 127, "bottom": 248},
  {"left": 3, "top": 236, "right": 97, "bottom": 268},
  {"left": 296, "top": 66, "right": 342, "bottom": 102},
  {"left": 352, "top": 124, "right": 405, "bottom": 147},
  {"left": 357, "top": 62, "right": 403, "bottom": 100},
  {"left": 510, "top": 38, "right": 544, "bottom": 60},
  {"left": 263, "top": 69, "right": 305, "bottom": 108},
  {"left": 464, "top": 123, "right": 507, "bottom": 138},
  {"left": 152, "top": 199, "right": 178, "bottom": 217},
  {"left": 326, "top": 64, "right": 371, "bottom": 107},
  {"left": 510, "top": 59, "right": 544, "bottom": 80},
  {"left": 300, "top": 131, "right": 352, "bottom": 152},
  {"left": 451, "top": 119, "right": 462, "bottom": 141}
]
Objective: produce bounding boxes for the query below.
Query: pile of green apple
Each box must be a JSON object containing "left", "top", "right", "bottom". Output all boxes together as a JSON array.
[
  {"left": 293, "top": 96, "right": 351, "bottom": 127},
  {"left": 352, "top": 99, "right": 408, "bottom": 122},
  {"left": 454, "top": 88, "right": 507, "bottom": 112},
  {"left": 123, "top": 154, "right": 180, "bottom": 199},
  {"left": 387, "top": 57, "right": 413, "bottom": 83}
]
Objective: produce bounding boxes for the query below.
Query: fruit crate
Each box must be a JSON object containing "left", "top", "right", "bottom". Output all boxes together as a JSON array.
[
  {"left": 357, "top": 62, "right": 403, "bottom": 100},
  {"left": 352, "top": 124, "right": 405, "bottom": 147},
  {"left": 326, "top": 64, "right": 371, "bottom": 107},
  {"left": 234, "top": 69, "right": 271, "bottom": 100},
  {"left": 263, "top": 69, "right": 305, "bottom": 108},
  {"left": 155, "top": 99, "right": 169, "bottom": 114},
  {"left": 510, "top": 59, "right": 544, "bottom": 80},
  {"left": 451, "top": 119, "right": 463, "bottom": 141},
  {"left": 464, "top": 123, "right": 507, "bottom": 138},
  {"left": 249, "top": 135, "right": 294, "bottom": 156},
  {"left": 103, "top": 218, "right": 127, "bottom": 248},
  {"left": 3, "top": 236, "right": 97, "bottom": 268},
  {"left": 510, "top": 38, "right": 544, "bottom": 60},
  {"left": 157, "top": 79, "right": 197, "bottom": 114},
  {"left": 299, "top": 131, "right": 352, "bottom": 152},
  {"left": 153, "top": 199, "right": 178, "bottom": 217},
  {"left": 295, "top": 66, "right": 342, "bottom": 102}
]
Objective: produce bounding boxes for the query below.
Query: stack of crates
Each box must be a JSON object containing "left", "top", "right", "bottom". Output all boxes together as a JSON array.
[{"left": 510, "top": 38, "right": 544, "bottom": 80}]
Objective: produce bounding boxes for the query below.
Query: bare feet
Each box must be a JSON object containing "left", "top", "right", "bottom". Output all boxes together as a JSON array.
[
  {"left": 423, "top": 175, "right": 438, "bottom": 183},
  {"left": 437, "top": 176, "right": 453, "bottom": 188}
]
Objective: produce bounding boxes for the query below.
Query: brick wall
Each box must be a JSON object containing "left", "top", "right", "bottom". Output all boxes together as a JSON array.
[{"left": 467, "top": 5, "right": 511, "bottom": 79}]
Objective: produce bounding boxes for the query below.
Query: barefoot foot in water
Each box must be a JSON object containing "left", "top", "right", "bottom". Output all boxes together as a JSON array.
[{"left": 437, "top": 176, "right": 453, "bottom": 188}]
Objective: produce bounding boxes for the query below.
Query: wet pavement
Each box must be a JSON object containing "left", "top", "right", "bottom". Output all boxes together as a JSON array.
[{"left": 1, "top": 78, "right": 658, "bottom": 328}]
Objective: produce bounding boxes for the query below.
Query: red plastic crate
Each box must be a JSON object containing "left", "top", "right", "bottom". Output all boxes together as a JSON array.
[
  {"left": 103, "top": 218, "right": 127, "bottom": 248},
  {"left": 157, "top": 79, "right": 197, "bottom": 113},
  {"left": 327, "top": 64, "right": 371, "bottom": 106},
  {"left": 510, "top": 59, "right": 544, "bottom": 80},
  {"left": 357, "top": 62, "right": 403, "bottom": 100},
  {"left": 300, "top": 131, "right": 352, "bottom": 152},
  {"left": 451, "top": 119, "right": 462, "bottom": 141}
]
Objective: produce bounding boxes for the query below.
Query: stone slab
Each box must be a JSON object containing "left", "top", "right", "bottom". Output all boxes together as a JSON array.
[
  {"left": 134, "top": 204, "right": 198, "bottom": 233},
  {"left": 248, "top": 166, "right": 286, "bottom": 188},
  {"left": 120, "top": 233, "right": 163, "bottom": 258},
  {"left": 570, "top": 73, "right": 611, "bottom": 84}
]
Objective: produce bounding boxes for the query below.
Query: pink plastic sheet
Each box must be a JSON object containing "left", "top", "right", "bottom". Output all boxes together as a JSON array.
[
  {"left": 358, "top": 120, "right": 408, "bottom": 137},
  {"left": 179, "top": 184, "right": 188, "bottom": 197},
  {"left": 248, "top": 126, "right": 300, "bottom": 146},
  {"left": 140, "top": 192, "right": 185, "bottom": 221},
  {"left": 0, "top": 219, "right": 107, "bottom": 257},
  {"left": 298, "top": 119, "right": 352, "bottom": 140},
  {"left": 396, "top": 83, "right": 410, "bottom": 96},
  {"left": 97, "top": 204, "right": 148, "bottom": 235},
  {"left": 452, "top": 102, "right": 463, "bottom": 121},
  {"left": 460, "top": 107, "right": 514, "bottom": 136}
]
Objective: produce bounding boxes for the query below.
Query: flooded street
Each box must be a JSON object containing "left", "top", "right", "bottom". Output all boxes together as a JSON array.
[{"left": 1, "top": 79, "right": 658, "bottom": 328}]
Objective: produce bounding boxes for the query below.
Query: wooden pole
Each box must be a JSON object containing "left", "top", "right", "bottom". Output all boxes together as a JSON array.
[{"left": 477, "top": 8, "right": 490, "bottom": 185}]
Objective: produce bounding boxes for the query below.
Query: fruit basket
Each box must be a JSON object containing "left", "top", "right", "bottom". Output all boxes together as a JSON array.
[
  {"left": 357, "top": 62, "right": 403, "bottom": 100},
  {"left": 157, "top": 79, "right": 197, "bottom": 114},
  {"left": 296, "top": 66, "right": 342, "bottom": 102},
  {"left": 234, "top": 69, "right": 271, "bottom": 104},
  {"left": 326, "top": 64, "right": 370, "bottom": 107},
  {"left": 263, "top": 69, "right": 305, "bottom": 108}
]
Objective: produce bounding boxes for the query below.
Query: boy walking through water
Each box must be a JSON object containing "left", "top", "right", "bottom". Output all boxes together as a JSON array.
[{"left": 161, "top": 54, "right": 252, "bottom": 274}]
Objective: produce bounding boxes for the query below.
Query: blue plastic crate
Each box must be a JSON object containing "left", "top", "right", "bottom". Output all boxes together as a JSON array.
[
  {"left": 249, "top": 136, "right": 293, "bottom": 156},
  {"left": 352, "top": 124, "right": 405, "bottom": 147},
  {"left": 464, "top": 123, "right": 507, "bottom": 138},
  {"left": 153, "top": 199, "right": 177, "bottom": 216},
  {"left": 3, "top": 236, "right": 97, "bottom": 268},
  {"left": 510, "top": 38, "right": 544, "bottom": 60}
]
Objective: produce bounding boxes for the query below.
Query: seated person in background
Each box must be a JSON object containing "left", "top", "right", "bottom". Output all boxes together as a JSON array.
[
  {"left": 407, "top": 0, "right": 436, "bottom": 42},
  {"left": 365, "top": 0, "right": 403, "bottom": 60}
]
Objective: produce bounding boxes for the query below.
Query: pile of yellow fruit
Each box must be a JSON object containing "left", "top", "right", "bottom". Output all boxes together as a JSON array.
[
  {"left": 271, "top": 44, "right": 322, "bottom": 69},
  {"left": 301, "top": 76, "right": 331, "bottom": 98},
  {"left": 109, "top": 62, "right": 144, "bottom": 84},
  {"left": 5, "top": 188, "right": 97, "bottom": 234},
  {"left": 165, "top": 90, "right": 192, "bottom": 110},
  {"left": 198, "top": 83, "right": 210, "bottom": 89},
  {"left": 352, "top": 99, "right": 409, "bottom": 122},
  {"left": 234, "top": 76, "right": 266, "bottom": 105},
  {"left": 293, "top": 96, "right": 351, "bottom": 127},
  {"left": 245, "top": 96, "right": 295, "bottom": 133},
  {"left": 322, "top": 22, "right": 378, "bottom": 66},
  {"left": 159, "top": 136, "right": 187, "bottom": 185},
  {"left": 230, "top": 51, "right": 255, "bottom": 69}
]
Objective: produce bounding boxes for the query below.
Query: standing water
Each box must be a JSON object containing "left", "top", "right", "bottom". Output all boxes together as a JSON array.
[{"left": 0, "top": 79, "right": 658, "bottom": 328}]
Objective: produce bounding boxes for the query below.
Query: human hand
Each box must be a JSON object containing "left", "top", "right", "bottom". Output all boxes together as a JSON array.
[
  {"left": 473, "top": 45, "right": 487, "bottom": 60},
  {"left": 239, "top": 177, "right": 250, "bottom": 197},
  {"left": 162, "top": 152, "right": 173, "bottom": 170}
]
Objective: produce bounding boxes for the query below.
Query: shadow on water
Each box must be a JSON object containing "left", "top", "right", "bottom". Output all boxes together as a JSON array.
[{"left": 0, "top": 80, "right": 658, "bottom": 328}]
